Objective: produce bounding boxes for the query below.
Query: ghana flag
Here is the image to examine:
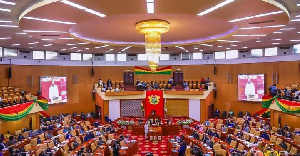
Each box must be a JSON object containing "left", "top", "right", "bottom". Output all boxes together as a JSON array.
[{"left": 135, "top": 66, "right": 172, "bottom": 75}]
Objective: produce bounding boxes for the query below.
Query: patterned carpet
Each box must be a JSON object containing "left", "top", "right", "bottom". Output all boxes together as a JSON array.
[{"left": 121, "top": 129, "right": 185, "bottom": 156}]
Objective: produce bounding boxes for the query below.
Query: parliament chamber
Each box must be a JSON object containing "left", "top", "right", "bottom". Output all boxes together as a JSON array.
[{"left": 0, "top": 0, "right": 300, "bottom": 155}]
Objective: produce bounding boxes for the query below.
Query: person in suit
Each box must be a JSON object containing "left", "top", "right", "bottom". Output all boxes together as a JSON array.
[
  {"left": 191, "top": 130, "right": 199, "bottom": 140},
  {"left": 144, "top": 123, "right": 149, "bottom": 139},
  {"left": 215, "top": 109, "right": 220, "bottom": 118},
  {"left": 112, "top": 140, "right": 120, "bottom": 156},
  {"left": 178, "top": 141, "right": 187, "bottom": 156},
  {"left": 0, "top": 139, "right": 7, "bottom": 151},
  {"left": 225, "top": 135, "right": 232, "bottom": 144},
  {"left": 17, "top": 134, "right": 24, "bottom": 142}
]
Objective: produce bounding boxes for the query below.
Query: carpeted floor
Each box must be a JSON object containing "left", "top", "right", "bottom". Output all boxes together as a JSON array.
[{"left": 121, "top": 129, "right": 185, "bottom": 156}]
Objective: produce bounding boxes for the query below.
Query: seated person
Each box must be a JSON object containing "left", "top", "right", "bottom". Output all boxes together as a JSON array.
[
  {"left": 283, "top": 124, "right": 289, "bottom": 131},
  {"left": 66, "top": 132, "right": 72, "bottom": 139},
  {"left": 228, "top": 110, "right": 234, "bottom": 118},
  {"left": 178, "top": 141, "right": 187, "bottom": 156},
  {"left": 212, "top": 131, "right": 220, "bottom": 138},
  {"left": 79, "top": 128, "right": 85, "bottom": 134},
  {"left": 17, "top": 134, "right": 24, "bottom": 142},
  {"left": 214, "top": 109, "right": 220, "bottom": 118},
  {"left": 37, "top": 136, "right": 42, "bottom": 144},
  {"left": 206, "top": 139, "right": 214, "bottom": 148},
  {"left": 206, "top": 129, "right": 213, "bottom": 136},
  {"left": 45, "top": 132, "right": 53, "bottom": 140},
  {"left": 0, "top": 139, "right": 7, "bottom": 151},
  {"left": 204, "top": 120, "right": 210, "bottom": 126},
  {"left": 4, "top": 131, "right": 11, "bottom": 140},
  {"left": 53, "top": 138, "right": 60, "bottom": 146},
  {"left": 104, "top": 114, "right": 111, "bottom": 123},
  {"left": 225, "top": 135, "right": 232, "bottom": 144},
  {"left": 86, "top": 112, "right": 91, "bottom": 118},
  {"left": 285, "top": 131, "right": 293, "bottom": 139},
  {"left": 48, "top": 124, "right": 54, "bottom": 131},
  {"left": 73, "top": 140, "right": 79, "bottom": 149},
  {"left": 243, "top": 125, "right": 250, "bottom": 133},
  {"left": 279, "top": 141, "right": 287, "bottom": 151},
  {"left": 97, "top": 138, "right": 106, "bottom": 146},
  {"left": 72, "top": 111, "right": 77, "bottom": 118},
  {"left": 191, "top": 130, "right": 199, "bottom": 140},
  {"left": 236, "top": 131, "right": 244, "bottom": 139},
  {"left": 202, "top": 134, "right": 209, "bottom": 143},
  {"left": 6, "top": 136, "right": 16, "bottom": 146},
  {"left": 124, "top": 135, "right": 130, "bottom": 144},
  {"left": 183, "top": 81, "right": 188, "bottom": 88},
  {"left": 260, "top": 131, "right": 270, "bottom": 140},
  {"left": 84, "top": 133, "right": 90, "bottom": 142},
  {"left": 221, "top": 125, "right": 227, "bottom": 132},
  {"left": 277, "top": 128, "right": 285, "bottom": 136}
]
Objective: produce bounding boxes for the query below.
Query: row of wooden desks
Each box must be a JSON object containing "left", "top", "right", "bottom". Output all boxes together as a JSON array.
[{"left": 131, "top": 125, "right": 180, "bottom": 136}]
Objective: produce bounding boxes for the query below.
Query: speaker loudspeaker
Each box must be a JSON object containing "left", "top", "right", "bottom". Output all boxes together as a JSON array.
[{"left": 8, "top": 67, "right": 12, "bottom": 79}]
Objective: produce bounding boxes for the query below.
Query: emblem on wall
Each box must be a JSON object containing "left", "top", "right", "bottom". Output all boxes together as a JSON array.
[{"left": 148, "top": 95, "right": 160, "bottom": 105}]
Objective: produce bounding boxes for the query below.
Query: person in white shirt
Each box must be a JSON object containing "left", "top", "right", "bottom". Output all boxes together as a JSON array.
[
  {"left": 49, "top": 79, "right": 59, "bottom": 104},
  {"left": 144, "top": 123, "right": 149, "bottom": 139},
  {"left": 245, "top": 77, "right": 255, "bottom": 100},
  {"left": 98, "top": 79, "right": 103, "bottom": 87}
]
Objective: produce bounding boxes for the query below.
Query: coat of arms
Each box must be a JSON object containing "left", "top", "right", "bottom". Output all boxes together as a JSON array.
[{"left": 148, "top": 95, "right": 160, "bottom": 105}]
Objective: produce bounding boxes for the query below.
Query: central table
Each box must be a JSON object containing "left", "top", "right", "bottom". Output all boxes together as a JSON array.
[{"left": 148, "top": 126, "right": 162, "bottom": 141}]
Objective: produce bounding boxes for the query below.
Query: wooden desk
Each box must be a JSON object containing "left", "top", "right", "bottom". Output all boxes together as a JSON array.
[
  {"left": 132, "top": 126, "right": 144, "bottom": 135},
  {"left": 148, "top": 127, "right": 162, "bottom": 141},
  {"left": 119, "top": 141, "right": 138, "bottom": 156},
  {"left": 162, "top": 125, "right": 180, "bottom": 136}
]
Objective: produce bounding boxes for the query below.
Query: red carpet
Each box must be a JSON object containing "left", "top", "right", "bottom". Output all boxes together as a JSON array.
[{"left": 121, "top": 129, "right": 185, "bottom": 156}]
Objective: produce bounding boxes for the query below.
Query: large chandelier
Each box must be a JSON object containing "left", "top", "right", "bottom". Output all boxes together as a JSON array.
[{"left": 136, "top": 19, "right": 170, "bottom": 71}]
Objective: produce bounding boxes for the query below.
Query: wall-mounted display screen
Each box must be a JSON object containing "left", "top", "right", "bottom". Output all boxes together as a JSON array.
[
  {"left": 40, "top": 76, "right": 67, "bottom": 104},
  {"left": 238, "top": 74, "right": 264, "bottom": 102}
]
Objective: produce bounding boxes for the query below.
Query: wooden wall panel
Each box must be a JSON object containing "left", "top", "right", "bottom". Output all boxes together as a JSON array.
[
  {"left": 165, "top": 99, "right": 189, "bottom": 117},
  {"left": 271, "top": 110, "right": 300, "bottom": 131}
]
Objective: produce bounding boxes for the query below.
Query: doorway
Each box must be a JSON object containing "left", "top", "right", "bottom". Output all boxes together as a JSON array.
[
  {"left": 95, "top": 105, "right": 102, "bottom": 119},
  {"left": 173, "top": 71, "right": 183, "bottom": 86},
  {"left": 124, "top": 72, "right": 134, "bottom": 86}
]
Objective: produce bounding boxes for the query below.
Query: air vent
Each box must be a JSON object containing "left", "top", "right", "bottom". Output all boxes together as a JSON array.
[
  {"left": 41, "top": 34, "right": 60, "bottom": 37},
  {"left": 239, "top": 50, "right": 249, "bottom": 53},
  {"left": 279, "top": 46, "right": 290, "bottom": 49},
  {"left": 95, "top": 54, "right": 104, "bottom": 56},
  {"left": 127, "top": 54, "right": 136, "bottom": 56},
  {"left": 59, "top": 53, "right": 69, "bottom": 55},
  {"left": 249, "top": 20, "right": 274, "bottom": 25},
  {"left": 19, "top": 50, "right": 30, "bottom": 53}
]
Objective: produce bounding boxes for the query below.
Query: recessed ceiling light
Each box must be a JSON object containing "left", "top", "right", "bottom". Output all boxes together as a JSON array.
[
  {"left": 217, "top": 45, "right": 223, "bottom": 48},
  {"left": 121, "top": 46, "right": 132, "bottom": 52},
  {"left": 0, "top": 0, "right": 16, "bottom": 5},
  {"left": 147, "top": 2, "right": 154, "bottom": 14},
  {"left": 226, "top": 48, "right": 231, "bottom": 50},
  {"left": 23, "top": 30, "right": 67, "bottom": 33},
  {"left": 84, "top": 48, "right": 90, "bottom": 50},
  {"left": 229, "top": 11, "right": 284, "bottom": 22},
  {"left": 106, "top": 49, "right": 114, "bottom": 53},
  {"left": 197, "top": 0, "right": 235, "bottom": 16},
  {"left": 256, "top": 40, "right": 262, "bottom": 43},
  {"left": 70, "top": 47, "right": 77, "bottom": 49},
  {"left": 297, "top": 4, "right": 300, "bottom": 6},
  {"left": 29, "top": 47, "right": 34, "bottom": 49},
  {"left": 78, "top": 42, "right": 90, "bottom": 45},
  {"left": 101, "top": 45, "right": 109, "bottom": 48},
  {"left": 59, "top": 38, "right": 75, "bottom": 40},
  {"left": 61, "top": 49, "right": 66, "bottom": 51},
  {"left": 66, "top": 43, "right": 76, "bottom": 46},
  {"left": 272, "top": 43, "right": 280, "bottom": 45},
  {"left": 200, "top": 44, "right": 213, "bottom": 47},
  {"left": 41, "top": 38, "right": 55, "bottom": 41},
  {"left": 194, "top": 47, "right": 198, "bottom": 50},
  {"left": 43, "top": 44, "right": 53, "bottom": 47},
  {"left": 291, "top": 19, "right": 300, "bottom": 22},
  {"left": 11, "top": 44, "right": 20, "bottom": 46},
  {"left": 61, "top": 0, "right": 106, "bottom": 17},
  {"left": 15, "top": 32, "right": 27, "bottom": 35},
  {"left": 233, "top": 34, "right": 266, "bottom": 37},
  {"left": 199, "top": 49, "right": 204, "bottom": 52},
  {"left": 272, "top": 38, "right": 281, "bottom": 41},
  {"left": 0, "top": 37, "right": 11, "bottom": 40},
  {"left": 118, "top": 52, "right": 122, "bottom": 54},
  {"left": 231, "top": 44, "right": 238, "bottom": 47},
  {"left": 217, "top": 39, "right": 239, "bottom": 43},
  {"left": 76, "top": 50, "right": 81, "bottom": 52},
  {"left": 28, "top": 42, "right": 39, "bottom": 45},
  {"left": 94, "top": 46, "right": 101, "bottom": 49},
  {"left": 23, "top": 17, "right": 76, "bottom": 25},
  {"left": 279, "top": 27, "right": 295, "bottom": 31},
  {"left": 240, "top": 25, "right": 285, "bottom": 30},
  {"left": 290, "top": 40, "right": 300, "bottom": 42},
  {"left": 273, "top": 32, "right": 282, "bottom": 34},
  {"left": 0, "top": 20, "right": 12, "bottom": 23},
  {"left": 0, "top": 8, "right": 11, "bottom": 12},
  {"left": 242, "top": 47, "right": 248, "bottom": 49},
  {"left": 0, "top": 24, "right": 18, "bottom": 28}
]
